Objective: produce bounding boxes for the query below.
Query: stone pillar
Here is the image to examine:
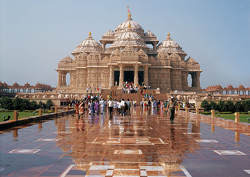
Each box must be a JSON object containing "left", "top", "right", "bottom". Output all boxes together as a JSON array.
[
  {"left": 58, "top": 71, "right": 62, "bottom": 87},
  {"left": 234, "top": 112, "right": 239, "bottom": 123},
  {"left": 109, "top": 66, "right": 114, "bottom": 88},
  {"left": 13, "top": 111, "right": 18, "bottom": 121},
  {"left": 118, "top": 65, "right": 124, "bottom": 88},
  {"left": 66, "top": 106, "right": 69, "bottom": 111},
  {"left": 134, "top": 64, "right": 139, "bottom": 86},
  {"left": 185, "top": 107, "right": 188, "bottom": 112},
  {"left": 196, "top": 108, "right": 199, "bottom": 114},
  {"left": 235, "top": 132, "right": 240, "bottom": 142},
  {"left": 196, "top": 72, "right": 201, "bottom": 88},
  {"left": 62, "top": 72, "right": 67, "bottom": 86},
  {"left": 55, "top": 107, "right": 58, "bottom": 114},
  {"left": 39, "top": 108, "right": 42, "bottom": 117},
  {"left": 211, "top": 110, "right": 215, "bottom": 118},
  {"left": 144, "top": 66, "right": 149, "bottom": 87}
]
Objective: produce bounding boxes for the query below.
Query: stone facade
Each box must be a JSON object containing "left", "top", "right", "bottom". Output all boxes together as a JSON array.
[{"left": 56, "top": 10, "right": 202, "bottom": 93}]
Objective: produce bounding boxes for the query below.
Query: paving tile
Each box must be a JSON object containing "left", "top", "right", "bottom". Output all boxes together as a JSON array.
[{"left": 1, "top": 108, "right": 250, "bottom": 177}]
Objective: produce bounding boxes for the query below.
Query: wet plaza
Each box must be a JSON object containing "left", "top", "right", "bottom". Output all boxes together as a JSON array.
[{"left": 0, "top": 108, "right": 250, "bottom": 177}]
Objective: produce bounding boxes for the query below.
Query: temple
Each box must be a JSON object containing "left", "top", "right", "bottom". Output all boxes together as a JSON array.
[{"left": 56, "top": 9, "right": 202, "bottom": 93}]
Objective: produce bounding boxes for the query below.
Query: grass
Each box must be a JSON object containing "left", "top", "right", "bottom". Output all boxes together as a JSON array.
[
  {"left": 0, "top": 112, "right": 42, "bottom": 122},
  {"left": 201, "top": 113, "right": 250, "bottom": 123},
  {"left": 215, "top": 113, "right": 250, "bottom": 123}
]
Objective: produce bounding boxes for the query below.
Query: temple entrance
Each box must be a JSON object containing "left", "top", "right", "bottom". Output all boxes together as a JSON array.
[
  {"left": 138, "top": 71, "right": 144, "bottom": 85},
  {"left": 124, "top": 71, "right": 134, "bottom": 83},
  {"left": 114, "top": 71, "right": 120, "bottom": 86}
]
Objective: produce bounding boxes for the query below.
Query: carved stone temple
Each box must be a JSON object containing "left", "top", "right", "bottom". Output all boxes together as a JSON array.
[{"left": 56, "top": 10, "right": 202, "bottom": 93}]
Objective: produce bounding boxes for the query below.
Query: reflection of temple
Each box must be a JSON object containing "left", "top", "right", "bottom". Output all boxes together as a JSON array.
[
  {"left": 55, "top": 109, "right": 201, "bottom": 176},
  {"left": 56, "top": 9, "right": 202, "bottom": 93}
]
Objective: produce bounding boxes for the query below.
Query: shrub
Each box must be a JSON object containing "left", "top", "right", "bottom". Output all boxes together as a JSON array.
[{"left": 0, "top": 97, "right": 13, "bottom": 110}]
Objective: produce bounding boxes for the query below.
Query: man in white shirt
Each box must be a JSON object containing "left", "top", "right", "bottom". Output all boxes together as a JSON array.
[{"left": 108, "top": 99, "right": 114, "bottom": 117}]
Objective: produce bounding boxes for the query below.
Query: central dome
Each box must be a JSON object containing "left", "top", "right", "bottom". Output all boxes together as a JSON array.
[
  {"left": 114, "top": 11, "right": 144, "bottom": 37},
  {"left": 110, "top": 29, "right": 147, "bottom": 49}
]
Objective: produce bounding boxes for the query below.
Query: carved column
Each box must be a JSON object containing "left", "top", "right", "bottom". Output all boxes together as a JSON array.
[
  {"left": 144, "top": 66, "right": 149, "bottom": 87},
  {"left": 134, "top": 64, "right": 139, "bottom": 86},
  {"left": 118, "top": 64, "right": 124, "bottom": 88},
  {"left": 196, "top": 72, "right": 201, "bottom": 88},
  {"left": 62, "top": 72, "right": 67, "bottom": 86},
  {"left": 57, "top": 71, "right": 62, "bottom": 87},
  {"left": 109, "top": 66, "right": 114, "bottom": 88}
]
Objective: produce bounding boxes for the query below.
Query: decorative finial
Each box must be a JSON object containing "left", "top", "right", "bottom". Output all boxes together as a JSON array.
[
  {"left": 89, "top": 31, "right": 92, "bottom": 36},
  {"left": 127, "top": 6, "right": 131, "bottom": 19},
  {"left": 128, "top": 22, "right": 131, "bottom": 28},
  {"left": 167, "top": 32, "right": 170, "bottom": 37}
]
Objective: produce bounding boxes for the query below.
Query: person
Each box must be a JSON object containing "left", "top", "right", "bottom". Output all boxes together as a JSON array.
[
  {"left": 75, "top": 102, "right": 79, "bottom": 117},
  {"left": 79, "top": 101, "right": 85, "bottom": 118},
  {"left": 126, "top": 99, "right": 131, "bottom": 115},
  {"left": 120, "top": 99, "right": 125, "bottom": 116},
  {"left": 167, "top": 97, "right": 176, "bottom": 124},
  {"left": 94, "top": 101, "right": 99, "bottom": 115},
  {"left": 108, "top": 99, "right": 114, "bottom": 118},
  {"left": 100, "top": 99, "right": 105, "bottom": 114}
]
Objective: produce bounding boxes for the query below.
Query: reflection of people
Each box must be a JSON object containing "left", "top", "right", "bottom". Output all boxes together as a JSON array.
[
  {"left": 79, "top": 101, "right": 85, "bottom": 118},
  {"left": 170, "top": 125, "right": 175, "bottom": 149},
  {"left": 167, "top": 97, "right": 176, "bottom": 124}
]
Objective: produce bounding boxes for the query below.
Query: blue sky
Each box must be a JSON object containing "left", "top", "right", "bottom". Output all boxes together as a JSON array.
[{"left": 1, "top": 0, "right": 249, "bottom": 89}]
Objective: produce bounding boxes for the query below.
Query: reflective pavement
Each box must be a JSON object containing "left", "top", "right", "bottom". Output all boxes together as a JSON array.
[{"left": 0, "top": 108, "right": 250, "bottom": 177}]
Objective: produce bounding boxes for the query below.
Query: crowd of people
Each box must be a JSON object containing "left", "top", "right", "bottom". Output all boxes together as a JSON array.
[{"left": 69, "top": 87, "right": 183, "bottom": 124}]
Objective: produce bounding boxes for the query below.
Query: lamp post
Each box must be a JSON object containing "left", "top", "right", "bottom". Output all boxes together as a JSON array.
[
  {"left": 247, "top": 118, "right": 250, "bottom": 123},
  {"left": 33, "top": 112, "right": 35, "bottom": 116},
  {"left": 218, "top": 113, "right": 220, "bottom": 117}
]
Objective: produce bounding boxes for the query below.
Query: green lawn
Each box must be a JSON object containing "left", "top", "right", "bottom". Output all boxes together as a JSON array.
[
  {"left": 201, "top": 113, "right": 250, "bottom": 123},
  {"left": 0, "top": 112, "right": 42, "bottom": 122},
  {"left": 216, "top": 113, "right": 250, "bottom": 123}
]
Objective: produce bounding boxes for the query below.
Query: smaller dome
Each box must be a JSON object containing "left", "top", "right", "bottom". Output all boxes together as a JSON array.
[
  {"left": 3, "top": 82, "right": 8, "bottom": 87},
  {"left": 60, "top": 55, "right": 73, "bottom": 63},
  {"left": 13, "top": 82, "right": 19, "bottom": 87},
  {"left": 24, "top": 82, "right": 31, "bottom": 88},
  {"left": 158, "top": 33, "right": 186, "bottom": 55},
  {"left": 104, "top": 30, "right": 114, "bottom": 36},
  {"left": 238, "top": 84, "right": 245, "bottom": 90},
  {"left": 226, "top": 84, "right": 234, "bottom": 90},
  {"left": 144, "top": 30, "right": 155, "bottom": 37},
  {"left": 35, "top": 82, "right": 42, "bottom": 88},
  {"left": 72, "top": 33, "right": 102, "bottom": 55}
]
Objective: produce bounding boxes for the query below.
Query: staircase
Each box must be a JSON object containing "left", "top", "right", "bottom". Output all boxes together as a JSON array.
[{"left": 100, "top": 88, "right": 169, "bottom": 102}]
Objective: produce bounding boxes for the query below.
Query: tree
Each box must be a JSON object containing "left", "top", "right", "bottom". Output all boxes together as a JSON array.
[
  {"left": 0, "top": 96, "right": 13, "bottom": 110},
  {"left": 30, "top": 101, "right": 38, "bottom": 110},
  {"left": 201, "top": 100, "right": 211, "bottom": 111},
  {"left": 12, "top": 97, "right": 23, "bottom": 110},
  {"left": 218, "top": 100, "right": 227, "bottom": 112},
  {"left": 235, "top": 101, "right": 244, "bottom": 112},
  {"left": 243, "top": 99, "right": 250, "bottom": 112},
  {"left": 38, "top": 101, "right": 46, "bottom": 109},
  {"left": 226, "top": 100, "right": 235, "bottom": 112},
  {"left": 46, "top": 100, "right": 53, "bottom": 109},
  {"left": 210, "top": 101, "right": 218, "bottom": 110}
]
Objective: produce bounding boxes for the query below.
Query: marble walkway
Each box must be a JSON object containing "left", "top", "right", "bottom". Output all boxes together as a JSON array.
[{"left": 0, "top": 108, "right": 250, "bottom": 177}]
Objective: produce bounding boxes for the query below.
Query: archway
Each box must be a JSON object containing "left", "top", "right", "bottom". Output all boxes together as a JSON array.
[
  {"left": 114, "top": 71, "right": 120, "bottom": 86},
  {"left": 124, "top": 71, "right": 134, "bottom": 83}
]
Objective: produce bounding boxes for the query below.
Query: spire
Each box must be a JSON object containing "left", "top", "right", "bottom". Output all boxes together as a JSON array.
[
  {"left": 167, "top": 32, "right": 170, "bottom": 38},
  {"left": 88, "top": 31, "right": 92, "bottom": 37},
  {"left": 127, "top": 6, "right": 132, "bottom": 20}
]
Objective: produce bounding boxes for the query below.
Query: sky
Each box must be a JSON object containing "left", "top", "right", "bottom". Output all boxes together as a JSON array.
[{"left": 0, "top": 0, "right": 250, "bottom": 89}]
